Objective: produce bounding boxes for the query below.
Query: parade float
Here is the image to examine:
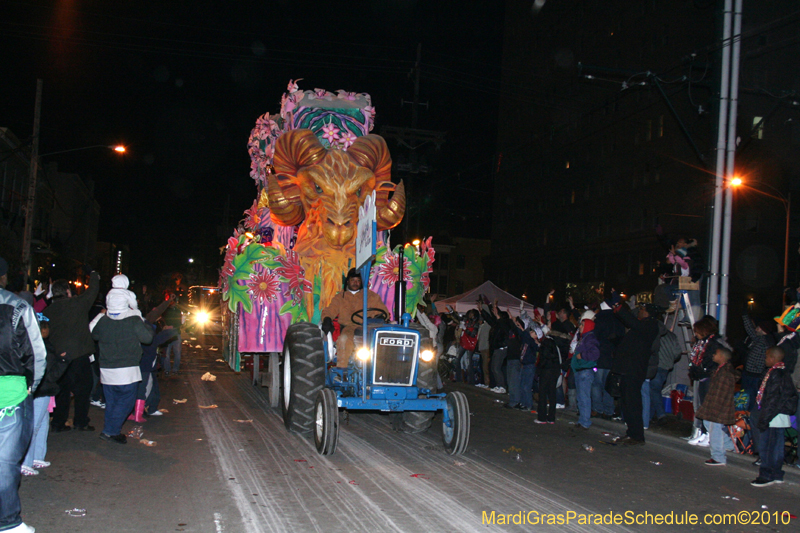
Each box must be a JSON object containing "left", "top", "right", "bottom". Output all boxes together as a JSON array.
[{"left": 220, "top": 81, "right": 435, "bottom": 405}]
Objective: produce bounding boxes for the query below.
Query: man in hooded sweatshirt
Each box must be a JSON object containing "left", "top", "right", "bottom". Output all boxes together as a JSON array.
[{"left": 90, "top": 291, "right": 154, "bottom": 443}]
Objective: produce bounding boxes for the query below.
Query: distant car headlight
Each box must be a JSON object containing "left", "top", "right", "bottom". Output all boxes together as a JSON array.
[
  {"left": 356, "top": 347, "right": 371, "bottom": 361},
  {"left": 419, "top": 349, "right": 434, "bottom": 362},
  {"left": 196, "top": 311, "right": 209, "bottom": 324}
]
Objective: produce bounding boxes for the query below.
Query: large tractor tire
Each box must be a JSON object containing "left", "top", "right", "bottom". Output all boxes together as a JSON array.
[
  {"left": 442, "top": 391, "right": 470, "bottom": 455},
  {"left": 314, "top": 388, "right": 340, "bottom": 455},
  {"left": 401, "top": 348, "right": 438, "bottom": 433},
  {"left": 282, "top": 322, "right": 326, "bottom": 435}
]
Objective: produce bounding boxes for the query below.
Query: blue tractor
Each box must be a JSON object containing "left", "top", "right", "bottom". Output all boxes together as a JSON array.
[{"left": 280, "top": 303, "right": 470, "bottom": 456}]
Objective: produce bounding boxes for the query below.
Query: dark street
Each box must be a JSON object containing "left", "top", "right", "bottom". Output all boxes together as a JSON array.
[{"left": 19, "top": 337, "right": 800, "bottom": 533}]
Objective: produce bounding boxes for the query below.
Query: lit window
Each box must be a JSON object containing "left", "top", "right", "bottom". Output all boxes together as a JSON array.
[{"left": 752, "top": 116, "right": 764, "bottom": 139}]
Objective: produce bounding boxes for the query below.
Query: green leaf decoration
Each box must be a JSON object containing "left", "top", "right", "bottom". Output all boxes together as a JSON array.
[
  {"left": 225, "top": 243, "right": 271, "bottom": 314},
  {"left": 310, "top": 274, "right": 322, "bottom": 324}
]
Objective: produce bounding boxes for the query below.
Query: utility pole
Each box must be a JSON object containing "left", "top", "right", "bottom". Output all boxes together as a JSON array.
[
  {"left": 21, "top": 79, "right": 42, "bottom": 282},
  {"left": 380, "top": 43, "right": 445, "bottom": 240}
]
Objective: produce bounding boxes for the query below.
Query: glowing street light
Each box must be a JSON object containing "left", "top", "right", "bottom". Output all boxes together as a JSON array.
[{"left": 730, "top": 176, "right": 742, "bottom": 187}]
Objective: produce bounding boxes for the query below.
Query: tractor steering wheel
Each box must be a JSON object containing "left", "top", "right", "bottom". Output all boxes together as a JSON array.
[{"left": 351, "top": 308, "right": 390, "bottom": 326}]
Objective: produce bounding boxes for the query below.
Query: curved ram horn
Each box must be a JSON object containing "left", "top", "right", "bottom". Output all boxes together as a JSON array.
[
  {"left": 267, "top": 174, "right": 305, "bottom": 226},
  {"left": 346, "top": 134, "right": 392, "bottom": 183},
  {"left": 376, "top": 180, "right": 405, "bottom": 230},
  {"left": 270, "top": 129, "right": 327, "bottom": 226}
]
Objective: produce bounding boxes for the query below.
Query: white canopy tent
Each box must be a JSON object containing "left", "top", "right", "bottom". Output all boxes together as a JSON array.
[{"left": 433, "top": 281, "right": 536, "bottom": 317}]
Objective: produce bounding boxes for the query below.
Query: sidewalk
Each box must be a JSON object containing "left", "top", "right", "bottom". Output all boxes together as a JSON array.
[{"left": 18, "top": 342, "right": 243, "bottom": 533}]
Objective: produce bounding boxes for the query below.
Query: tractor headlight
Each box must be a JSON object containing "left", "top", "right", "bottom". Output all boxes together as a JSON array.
[
  {"left": 196, "top": 311, "right": 209, "bottom": 324},
  {"left": 356, "top": 347, "right": 371, "bottom": 361},
  {"left": 419, "top": 349, "right": 434, "bottom": 362}
]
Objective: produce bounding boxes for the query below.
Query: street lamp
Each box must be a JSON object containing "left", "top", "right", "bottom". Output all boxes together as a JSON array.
[
  {"left": 737, "top": 179, "right": 791, "bottom": 303},
  {"left": 38, "top": 144, "right": 127, "bottom": 157}
]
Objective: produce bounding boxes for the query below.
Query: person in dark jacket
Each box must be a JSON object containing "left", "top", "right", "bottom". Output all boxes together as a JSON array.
[
  {"left": 161, "top": 294, "right": 184, "bottom": 375},
  {"left": 572, "top": 311, "right": 600, "bottom": 429},
  {"left": 611, "top": 302, "right": 660, "bottom": 445},
  {"left": 90, "top": 307, "right": 154, "bottom": 444},
  {"left": 136, "top": 298, "right": 177, "bottom": 419},
  {"left": 518, "top": 324, "right": 540, "bottom": 411},
  {"left": 44, "top": 270, "right": 100, "bottom": 432},
  {"left": 0, "top": 257, "right": 46, "bottom": 533},
  {"left": 535, "top": 330, "right": 564, "bottom": 424},
  {"left": 481, "top": 303, "right": 512, "bottom": 394},
  {"left": 741, "top": 314, "right": 775, "bottom": 411},
  {"left": 694, "top": 347, "right": 736, "bottom": 466},
  {"left": 592, "top": 300, "right": 625, "bottom": 419},
  {"left": 751, "top": 347, "right": 798, "bottom": 486},
  {"left": 502, "top": 315, "right": 526, "bottom": 409},
  {"left": 686, "top": 315, "right": 720, "bottom": 446},
  {"left": 21, "top": 315, "right": 68, "bottom": 475}
]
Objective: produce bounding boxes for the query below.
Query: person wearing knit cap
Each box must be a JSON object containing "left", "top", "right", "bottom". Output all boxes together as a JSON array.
[
  {"left": 571, "top": 311, "right": 599, "bottom": 429},
  {"left": 106, "top": 274, "right": 142, "bottom": 320}
]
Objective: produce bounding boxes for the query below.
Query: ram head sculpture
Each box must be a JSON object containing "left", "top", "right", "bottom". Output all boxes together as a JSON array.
[{"left": 267, "top": 129, "right": 405, "bottom": 310}]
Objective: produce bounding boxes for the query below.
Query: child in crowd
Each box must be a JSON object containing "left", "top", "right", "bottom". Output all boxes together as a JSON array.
[
  {"left": 694, "top": 347, "right": 736, "bottom": 466},
  {"left": 752, "top": 346, "right": 798, "bottom": 487},
  {"left": 105, "top": 274, "right": 142, "bottom": 319},
  {"left": 21, "top": 314, "right": 68, "bottom": 476}
]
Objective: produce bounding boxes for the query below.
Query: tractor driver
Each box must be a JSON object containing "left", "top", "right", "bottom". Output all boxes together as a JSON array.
[{"left": 320, "top": 268, "right": 390, "bottom": 368}]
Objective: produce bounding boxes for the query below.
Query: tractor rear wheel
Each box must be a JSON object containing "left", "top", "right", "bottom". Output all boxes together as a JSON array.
[
  {"left": 442, "top": 391, "right": 470, "bottom": 455},
  {"left": 282, "top": 322, "right": 326, "bottom": 435},
  {"left": 402, "top": 350, "right": 438, "bottom": 433},
  {"left": 314, "top": 388, "right": 340, "bottom": 455}
]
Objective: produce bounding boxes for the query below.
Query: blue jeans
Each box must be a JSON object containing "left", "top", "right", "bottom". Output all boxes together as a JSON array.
[
  {"left": 703, "top": 420, "right": 734, "bottom": 463},
  {"left": 649, "top": 368, "right": 669, "bottom": 420},
  {"left": 740, "top": 372, "right": 760, "bottom": 412},
  {"left": 591, "top": 368, "right": 614, "bottom": 416},
  {"left": 0, "top": 395, "right": 33, "bottom": 530},
  {"left": 641, "top": 379, "right": 651, "bottom": 428},
  {"left": 758, "top": 427, "right": 786, "bottom": 481},
  {"left": 506, "top": 359, "right": 522, "bottom": 406},
  {"left": 23, "top": 395, "right": 51, "bottom": 468},
  {"left": 102, "top": 383, "right": 139, "bottom": 436},
  {"left": 575, "top": 369, "right": 594, "bottom": 428},
  {"left": 519, "top": 365, "right": 536, "bottom": 409},
  {"left": 139, "top": 372, "right": 161, "bottom": 414},
  {"left": 163, "top": 334, "right": 182, "bottom": 373},
  {"left": 455, "top": 347, "right": 474, "bottom": 383}
]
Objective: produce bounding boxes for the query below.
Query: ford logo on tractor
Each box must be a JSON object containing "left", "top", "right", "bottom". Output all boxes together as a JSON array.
[{"left": 379, "top": 337, "right": 414, "bottom": 347}]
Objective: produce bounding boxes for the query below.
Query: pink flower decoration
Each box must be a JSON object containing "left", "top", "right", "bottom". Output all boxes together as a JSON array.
[
  {"left": 220, "top": 236, "right": 239, "bottom": 279},
  {"left": 248, "top": 268, "right": 281, "bottom": 303},
  {"left": 243, "top": 199, "right": 260, "bottom": 230},
  {"left": 322, "top": 122, "right": 340, "bottom": 144},
  {"left": 274, "top": 250, "right": 313, "bottom": 304},
  {"left": 339, "top": 131, "right": 357, "bottom": 149},
  {"left": 376, "top": 250, "right": 412, "bottom": 286}
]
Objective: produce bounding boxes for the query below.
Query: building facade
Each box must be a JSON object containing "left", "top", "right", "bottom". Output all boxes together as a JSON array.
[{"left": 493, "top": 0, "right": 800, "bottom": 333}]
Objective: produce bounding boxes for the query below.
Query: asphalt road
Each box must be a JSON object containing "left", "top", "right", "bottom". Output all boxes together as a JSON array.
[{"left": 19, "top": 337, "right": 800, "bottom": 532}]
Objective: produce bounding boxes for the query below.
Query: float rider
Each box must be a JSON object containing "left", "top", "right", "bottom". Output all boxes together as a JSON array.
[{"left": 320, "top": 268, "right": 390, "bottom": 368}]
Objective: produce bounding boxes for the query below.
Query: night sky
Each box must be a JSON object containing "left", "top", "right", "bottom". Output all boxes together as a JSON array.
[{"left": 1, "top": 0, "right": 503, "bottom": 282}]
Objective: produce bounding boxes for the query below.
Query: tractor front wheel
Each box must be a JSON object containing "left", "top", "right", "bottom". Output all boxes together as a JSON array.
[
  {"left": 314, "top": 388, "right": 340, "bottom": 455},
  {"left": 442, "top": 391, "right": 470, "bottom": 455}
]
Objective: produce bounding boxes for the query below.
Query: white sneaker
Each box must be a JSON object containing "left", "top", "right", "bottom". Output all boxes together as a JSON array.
[
  {"left": 5, "top": 523, "right": 35, "bottom": 533},
  {"left": 555, "top": 403, "right": 566, "bottom": 409},
  {"left": 20, "top": 465, "right": 38, "bottom": 476},
  {"left": 149, "top": 410, "right": 163, "bottom": 416},
  {"left": 688, "top": 432, "right": 709, "bottom": 446},
  {"left": 695, "top": 433, "right": 710, "bottom": 447},
  {"left": 90, "top": 400, "right": 106, "bottom": 409},
  {"left": 32, "top": 460, "right": 50, "bottom": 468}
]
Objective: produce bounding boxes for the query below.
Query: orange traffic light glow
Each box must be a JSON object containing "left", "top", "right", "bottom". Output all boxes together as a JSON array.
[{"left": 113, "top": 145, "right": 126, "bottom": 153}]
